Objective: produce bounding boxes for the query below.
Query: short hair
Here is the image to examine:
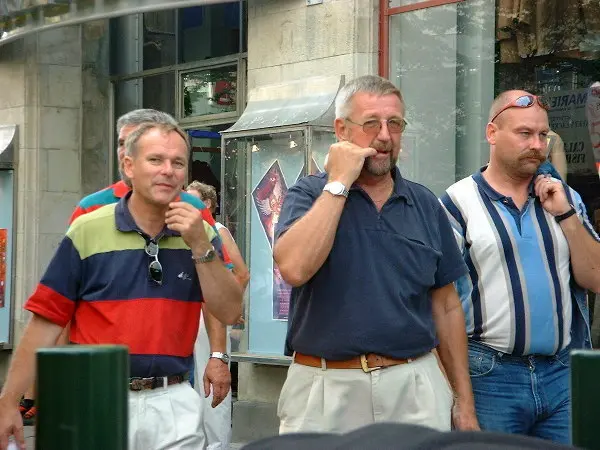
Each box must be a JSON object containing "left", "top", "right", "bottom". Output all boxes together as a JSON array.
[
  {"left": 187, "top": 181, "right": 218, "bottom": 213},
  {"left": 335, "top": 75, "right": 404, "bottom": 119},
  {"left": 116, "top": 109, "right": 177, "bottom": 138},
  {"left": 124, "top": 122, "right": 190, "bottom": 158}
]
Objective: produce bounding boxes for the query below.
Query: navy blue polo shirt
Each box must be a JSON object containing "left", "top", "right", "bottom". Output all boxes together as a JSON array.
[{"left": 275, "top": 168, "right": 467, "bottom": 360}]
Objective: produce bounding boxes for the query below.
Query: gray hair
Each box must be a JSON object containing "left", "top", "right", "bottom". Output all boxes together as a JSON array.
[
  {"left": 116, "top": 109, "right": 178, "bottom": 138},
  {"left": 124, "top": 122, "right": 190, "bottom": 158},
  {"left": 334, "top": 75, "right": 404, "bottom": 119}
]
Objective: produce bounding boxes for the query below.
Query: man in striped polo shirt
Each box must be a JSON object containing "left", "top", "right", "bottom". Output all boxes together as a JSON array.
[
  {"left": 17, "top": 109, "right": 233, "bottom": 426},
  {"left": 441, "top": 90, "right": 600, "bottom": 444},
  {"left": 0, "top": 122, "right": 243, "bottom": 449}
]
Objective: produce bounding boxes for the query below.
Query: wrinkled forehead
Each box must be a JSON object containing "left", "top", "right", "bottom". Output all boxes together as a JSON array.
[
  {"left": 350, "top": 92, "right": 405, "bottom": 118},
  {"left": 501, "top": 104, "right": 550, "bottom": 129}
]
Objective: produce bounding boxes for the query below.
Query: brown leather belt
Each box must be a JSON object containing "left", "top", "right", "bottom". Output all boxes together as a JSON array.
[
  {"left": 294, "top": 352, "right": 422, "bottom": 373},
  {"left": 129, "top": 373, "right": 188, "bottom": 391}
]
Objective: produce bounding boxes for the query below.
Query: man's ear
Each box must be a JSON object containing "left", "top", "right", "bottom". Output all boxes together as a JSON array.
[
  {"left": 486, "top": 122, "right": 497, "bottom": 145},
  {"left": 122, "top": 155, "right": 134, "bottom": 180},
  {"left": 334, "top": 117, "right": 348, "bottom": 141}
]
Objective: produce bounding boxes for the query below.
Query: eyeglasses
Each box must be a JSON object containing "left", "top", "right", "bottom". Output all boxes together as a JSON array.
[
  {"left": 145, "top": 240, "right": 163, "bottom": 285},
  {"left": 345, "top": 117, "right": 407, "bottom": 135},
  {"left": 490, "top": 95, "right": 550, "bottom": 123}
]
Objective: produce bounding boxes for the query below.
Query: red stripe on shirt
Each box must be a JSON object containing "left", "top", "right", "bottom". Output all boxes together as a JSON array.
[
  {"left": 70, "top": 298, "right": 202, "bottom": 357},
  {"left": 25, "top": 284, "right": 76, "bottom": 327}
]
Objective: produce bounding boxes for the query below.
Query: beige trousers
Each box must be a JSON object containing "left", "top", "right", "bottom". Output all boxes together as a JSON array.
[{"left": 278, "top": 352, "right": 453, "bottom": 434}]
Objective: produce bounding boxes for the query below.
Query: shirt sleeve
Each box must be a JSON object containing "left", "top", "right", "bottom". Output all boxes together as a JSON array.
[
  {"left": 433, "top": 200, "right": 469, "bottom": 288},
  {"left": 572, "top": 189, "right": 600, "bottom": 242},
  {"left": 25, "top": 235, "right": 82, "bottom": 327},
  {"left": 275, "top": 176, "right": 320, "bottom": 241}
]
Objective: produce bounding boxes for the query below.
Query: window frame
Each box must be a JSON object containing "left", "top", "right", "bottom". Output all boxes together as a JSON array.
[{"left": 379, "top": 0, "right": 465, "bottom": 77}]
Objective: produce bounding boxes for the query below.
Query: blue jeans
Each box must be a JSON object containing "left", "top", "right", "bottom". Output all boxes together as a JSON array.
[{"left": 468, "top": 340, "right": 571, "bottom": 444}]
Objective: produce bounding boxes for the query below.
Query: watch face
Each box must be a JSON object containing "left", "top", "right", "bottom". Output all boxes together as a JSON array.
[
  {"left": 326, "top": 182, "right": 346, "bottom": 196},
  {"left": 330, "top": 182, "right": 344, "bottom": 195}
]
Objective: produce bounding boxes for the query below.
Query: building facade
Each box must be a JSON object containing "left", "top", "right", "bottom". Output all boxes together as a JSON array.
[{"left": 1, "top": 0, "right": 599, "bottom": 441}]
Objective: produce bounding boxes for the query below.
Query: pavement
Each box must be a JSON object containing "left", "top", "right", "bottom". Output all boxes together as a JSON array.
[{"left": 23, "top": 426, "right": 245, "bottom": 449}]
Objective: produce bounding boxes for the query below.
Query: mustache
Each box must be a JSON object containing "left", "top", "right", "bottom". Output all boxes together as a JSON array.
[
  {"left": 519, "top": 151, "right": 545, "bottom": 162},
  {"left": 371, "top": 141, "right": 393, "bottom": 153}
]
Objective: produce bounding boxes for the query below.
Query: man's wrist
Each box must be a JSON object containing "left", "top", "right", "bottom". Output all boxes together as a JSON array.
[
  {"left": 191, "top": 241, "right": 213, "bottom": 257},
  {"left": 0, "top": 391, "right": 21, "bottom": 406},
  {"left": 209, "top": 351, "right": 230, "bottom": 364}
]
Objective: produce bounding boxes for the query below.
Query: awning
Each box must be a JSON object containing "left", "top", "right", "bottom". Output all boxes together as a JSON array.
[
  {"left": 223, "top": 75, "right": 344, "bottom": 134},
  {"left": 0, "top": 0, "right": 235, "bottom": 46},
  {"left": 0, "top": 124, "right": 17, "bottom": 169}
]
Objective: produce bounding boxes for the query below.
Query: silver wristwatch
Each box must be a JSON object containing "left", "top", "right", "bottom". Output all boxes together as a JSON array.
[
  {"left": 323, "top": 181, "right": 349, "bottom": 198},
  {"left": 209, "top": 351, "right": 230, "bottom": 364},
  {"left": 192, "top": 245, "right": 216, "bottom": 264}
]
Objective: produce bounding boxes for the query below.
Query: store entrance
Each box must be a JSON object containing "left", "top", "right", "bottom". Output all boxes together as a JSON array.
[{"left": 187, "top": 124, "right": 232, "bottom": 218}]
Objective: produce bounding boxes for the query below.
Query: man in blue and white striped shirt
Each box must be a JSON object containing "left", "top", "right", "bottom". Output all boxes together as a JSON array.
[{"left": 441, "top": 90, "right": 600, "bottom": 444}]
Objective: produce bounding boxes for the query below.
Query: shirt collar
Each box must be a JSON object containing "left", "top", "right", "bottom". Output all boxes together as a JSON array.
[
  {"left": 115, "top": 191, "right": 180, "bottom": 237},
  {"left": 472, "top": 165, "right": 536, "bottom": 202},
  {"left": 350, "top": 166, "right": 414, "bottom": 205}
]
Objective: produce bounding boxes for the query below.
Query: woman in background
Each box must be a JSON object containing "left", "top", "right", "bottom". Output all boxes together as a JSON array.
[{"left": 187, "top": 180, "right": 249, "bottom": 450}]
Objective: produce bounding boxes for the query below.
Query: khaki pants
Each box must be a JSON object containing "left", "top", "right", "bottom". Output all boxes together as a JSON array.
[
  {"left": 129, "top": 382, "right": 205, "bottom": 450},
  {"left": 278, "top": 352, "right": 452, "bottom": 434}
]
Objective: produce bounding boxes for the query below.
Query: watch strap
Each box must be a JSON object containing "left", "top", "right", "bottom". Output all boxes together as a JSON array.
[
  {"left": 192, "top": 245, "right": 216, "bottom": 264},
  {"left": 209, "top": 352, "right": 230, "bottom": 364},
  {"left": 555, "top": 206, "right": 577, "bottom": 224}
]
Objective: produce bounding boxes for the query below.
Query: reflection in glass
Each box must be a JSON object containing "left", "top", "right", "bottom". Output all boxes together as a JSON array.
[
  {"left": 178, "top": 3, "right": 243, "bottom": 63},
  {"left": 389, "top": 1, "right": 496, "bottom": 193},
  {"left": 388, "top": 0, "right": 427, "bottom": 8},
  {"left": 182, "top": 66, "right": 238, "bottom": 118},
  {"left": 143, "top": 10, "right": 176, "bottom": 70}
]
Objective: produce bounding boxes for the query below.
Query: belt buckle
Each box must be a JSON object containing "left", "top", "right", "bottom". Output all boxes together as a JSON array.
[
  {"left": 360, "top": 354, "right": 381, "bottom": 373},
  {"left": 129, "top": 377, "right": 145, "bottom": 391}
]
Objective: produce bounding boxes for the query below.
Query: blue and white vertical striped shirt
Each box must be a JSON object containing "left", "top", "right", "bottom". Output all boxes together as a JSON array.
[{"left": 441, "top": 169, "right": 599, "bottom": 356}]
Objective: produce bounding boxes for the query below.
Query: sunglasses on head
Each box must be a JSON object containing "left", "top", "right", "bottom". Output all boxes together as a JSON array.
[
  {"left": 145, "top": 240, "right": 163, "bottom": 285},
  {"left": 490, "top": 95, "right": 550, "bottom": 123}
]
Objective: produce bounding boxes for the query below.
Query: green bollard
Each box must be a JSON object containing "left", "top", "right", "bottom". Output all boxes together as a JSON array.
[
  {"left": 571, "top": 349, "right": 600, "bottom": 449},
  {"left": 35, "top": 345, "right": 129, "bottom": 450}
]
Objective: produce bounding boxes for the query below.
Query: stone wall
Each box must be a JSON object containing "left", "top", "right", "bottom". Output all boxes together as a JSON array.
[
  {"left": 0, "top": 23, "right": 111, "bottom": 381},
  {"left": 247, "top": 0, "right": 378, "bottom": 90}
]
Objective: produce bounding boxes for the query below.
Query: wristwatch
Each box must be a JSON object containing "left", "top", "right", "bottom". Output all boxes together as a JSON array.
[
  {"left": 192, "top": 246, "right": 216, "bottom": 264},
  {"left": 209, "top": 352, "right": 230, "bottom": 364},
  {"left": 555, "top": 205, "right": 577, "bottom": 224},
  {"left": 323, "top": 181, "right": 349, "bottom": 198}
]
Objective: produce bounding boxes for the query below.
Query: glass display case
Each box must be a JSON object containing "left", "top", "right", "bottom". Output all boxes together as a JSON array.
[{"left": 221, "top": 76, "right": 341, "bottom": 362}]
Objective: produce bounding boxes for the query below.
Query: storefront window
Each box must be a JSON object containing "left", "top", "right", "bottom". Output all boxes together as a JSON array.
[
  {"left": 143, "top": 10, "right": 177, "bottom": 70},
  {"left": 384, "top": 0, "right": 600, "bottom": 215},
  {"left": 178, "top": 2, "right": 245, "bottom": 63},
  {"left": 181, "top": 65, "right": 238, "bottom": 119}
]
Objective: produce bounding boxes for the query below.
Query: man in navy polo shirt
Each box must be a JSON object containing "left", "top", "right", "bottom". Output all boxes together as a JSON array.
[{"left": 273, "top": 75, "right": 478, "bottom": 434}]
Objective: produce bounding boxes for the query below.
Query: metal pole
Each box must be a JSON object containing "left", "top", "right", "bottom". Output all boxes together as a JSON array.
[
  {"left": 35, "top": 345, "right": 129, "bottom": 450},
  {"left": 571, "top": 349, "right": 600, "bottom": 448}
]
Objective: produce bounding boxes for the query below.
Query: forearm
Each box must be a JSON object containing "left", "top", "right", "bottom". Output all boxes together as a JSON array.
[
  {"left": 434, "top": 303, "right": 474, "bottom": 408},
  {"left": 560, "top": 215, "right": 600, "bottom": 292},
  {"left": 274, "top": 193, "right": 346, "bottom": 286},
  {"left": 0, "top": 315, "right": 63, "bottom": 404},
  {"left": 203, "top": 305, "right": 227, "bottom": 352},
  {"left": 193, "top": 246, "right": 242, "bottom": 325}
]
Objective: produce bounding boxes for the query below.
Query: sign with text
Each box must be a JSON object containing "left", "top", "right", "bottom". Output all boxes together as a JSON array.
[{"left": 547, "top": 88, "right": 597, "bottom": 175}]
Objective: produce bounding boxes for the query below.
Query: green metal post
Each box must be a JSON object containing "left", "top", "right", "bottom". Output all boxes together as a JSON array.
[
  {"left": 571, "top": 349, "right": 600, "bottom": 449},
  {"left": 35, "top": 345, "right": 129, "bottom": 450}
]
